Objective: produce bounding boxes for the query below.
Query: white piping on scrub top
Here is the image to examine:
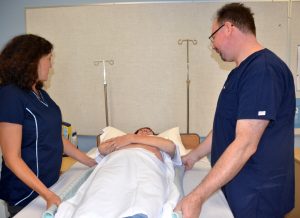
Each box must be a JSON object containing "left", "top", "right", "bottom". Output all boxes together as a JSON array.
[{"left": 15, "top": 108, "right": 39, "bottom": 206}]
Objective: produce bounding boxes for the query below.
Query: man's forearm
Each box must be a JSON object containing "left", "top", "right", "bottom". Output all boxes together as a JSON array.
[
  {"left": 191, "top": 119, "right": 268, "bottom": 203},
  {"left": 192, "top": 138, "right": 254, "bottom": 202}
]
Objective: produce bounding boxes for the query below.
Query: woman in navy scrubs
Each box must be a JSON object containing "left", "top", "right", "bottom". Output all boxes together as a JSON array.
[
  {"left": 0, "top": 34, "right": 96, "bottom": 216},
  {"left": 175, "top": 3, "right": 295, "bottom": 218}
]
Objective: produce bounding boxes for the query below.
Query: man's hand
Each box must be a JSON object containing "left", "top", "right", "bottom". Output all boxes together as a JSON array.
[
  {"left": 174, "top": 192, "right": 202, "bottom": 218},
  {"left": 182, "top": 151, "right": 199, "bottom": 170}
]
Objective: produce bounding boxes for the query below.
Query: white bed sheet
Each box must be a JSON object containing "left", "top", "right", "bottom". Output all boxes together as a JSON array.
[
  {"left": 183, "top": 157, "right": 234, "bottom": 218},
  {"left": 14, "top": 149, "right": 233, "bottom": 218},
  {"left": 55, "top": 148, "right": 179, "bottom": 218}
]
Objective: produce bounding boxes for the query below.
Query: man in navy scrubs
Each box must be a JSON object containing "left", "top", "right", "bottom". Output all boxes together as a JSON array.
[{"left": 175, "top": 3, "right": 295, "bottom": 218}]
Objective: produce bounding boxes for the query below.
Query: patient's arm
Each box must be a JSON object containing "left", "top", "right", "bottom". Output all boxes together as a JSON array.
[
  {"left": 99, "top": 134, "right": 176, "bottom": 158},
  {"left": 98, "top": 140, "right": 116, "bottom": 156}
]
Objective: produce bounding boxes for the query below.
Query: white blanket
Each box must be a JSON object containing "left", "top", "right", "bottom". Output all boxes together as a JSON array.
[{"left": 55, "top": 148, "right": 180, "bottom": 218}]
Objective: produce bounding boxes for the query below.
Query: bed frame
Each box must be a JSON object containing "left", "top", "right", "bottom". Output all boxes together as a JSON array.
[{"left": 180, "top": 133, "right": 200, "bottom": 149}]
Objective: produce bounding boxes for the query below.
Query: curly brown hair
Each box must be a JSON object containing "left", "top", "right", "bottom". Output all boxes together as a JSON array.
[{"left": 0, "top": 34, "right": 53, "bottom": 90}]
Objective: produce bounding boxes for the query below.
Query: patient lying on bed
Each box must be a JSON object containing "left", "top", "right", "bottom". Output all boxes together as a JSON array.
[
  {"left": 55, "top": 127, "right": 182, "bottom": 218},
  {"left": 99, "top": 127, "right": 175, "bottom": 162}
]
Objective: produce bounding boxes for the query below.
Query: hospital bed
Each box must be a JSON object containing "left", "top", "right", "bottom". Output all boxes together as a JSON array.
[{"left": 10, "top": 131, "right": 233, "bottom": 218}]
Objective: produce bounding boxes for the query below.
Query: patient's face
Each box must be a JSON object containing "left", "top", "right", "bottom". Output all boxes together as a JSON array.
[{"left": 136, "top": 127, "right": 154, "bottom": 136}]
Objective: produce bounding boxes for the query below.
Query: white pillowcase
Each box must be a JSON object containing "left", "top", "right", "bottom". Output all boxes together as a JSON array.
[
  {"left": 100, "top": 126, "right": 126, "bottom": 142},
  {"left": 158, "top": 127, "right": 189, "bottom": 156},
  {"left": 100, "top": 126, "right": 188, "bottom": 155}
]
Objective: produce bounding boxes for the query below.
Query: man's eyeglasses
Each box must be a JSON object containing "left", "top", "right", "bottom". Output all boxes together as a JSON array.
[{"left": 208, "top": 24, "right": 225, "bottom": 42}]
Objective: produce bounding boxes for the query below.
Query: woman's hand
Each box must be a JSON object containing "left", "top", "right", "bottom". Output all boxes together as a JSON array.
[{"left": 45, "top": 191, "right": 61, "bottom": 209}]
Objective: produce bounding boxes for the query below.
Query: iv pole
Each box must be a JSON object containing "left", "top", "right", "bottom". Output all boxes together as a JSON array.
[
  {"left": 178, "top": 39, "right": 197, "bottom": 134},
  {"left": 94, "top": 60, "right": 114, "bottom": 127}
]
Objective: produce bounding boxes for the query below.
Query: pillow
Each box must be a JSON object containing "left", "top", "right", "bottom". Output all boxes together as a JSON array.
[
  {"left": 158, "top": 127, "right": 189, "bottom": 156},
  {"left": 94, "top": 126, "right": 126, "bottom": 162},
  {"left": 99, "top": 126, "right": 188, "bottom": 155},
  {"left": 99, "top": 126, "right": 126, "bottom": 142},
  {"left": 100, "top": 126, "right": 187, "bottom": 154}
]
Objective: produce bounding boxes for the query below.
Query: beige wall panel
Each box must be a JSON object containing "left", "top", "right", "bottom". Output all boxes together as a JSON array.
[{"left": 26, "top": 2, "right": 288, "bottom": 135}]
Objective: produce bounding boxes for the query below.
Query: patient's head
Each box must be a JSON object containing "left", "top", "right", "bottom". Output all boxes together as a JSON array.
[{"left": 134, "top": 127, "right": 155, "bottom": 136}]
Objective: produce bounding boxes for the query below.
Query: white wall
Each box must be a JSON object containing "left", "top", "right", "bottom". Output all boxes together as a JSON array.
[
  {"left": 0, "top": 0, "right": 297, "bottom": 50},
  {"left": 25, "top": 2, "right": 291, "bottom": 136}
]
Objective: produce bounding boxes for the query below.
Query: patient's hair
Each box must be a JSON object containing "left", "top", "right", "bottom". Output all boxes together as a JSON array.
[
  {"left": 134, "top": 127, "right": 156, "bottom": 135},
  {"left": 215, "top": 3, "right": 256, "bottom": 35}
]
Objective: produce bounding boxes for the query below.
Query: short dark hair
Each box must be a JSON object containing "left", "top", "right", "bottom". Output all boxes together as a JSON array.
[
  {"left": 0, "top": 34, "right": 53, "bottom": 90},
  {"left": 134, "top": 127, "right": 156, "bottom": 135},
  {"left": 216, "top": 3, "right": 256, "bottom": 35}
]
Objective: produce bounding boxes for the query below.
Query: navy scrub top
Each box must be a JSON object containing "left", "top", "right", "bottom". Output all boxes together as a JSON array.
[
  {"left": 0, "top": 84, "right": 63, "bottom": 207},
  {"left": 211, "top": 49, "right": 295, "bottom": 218}
]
